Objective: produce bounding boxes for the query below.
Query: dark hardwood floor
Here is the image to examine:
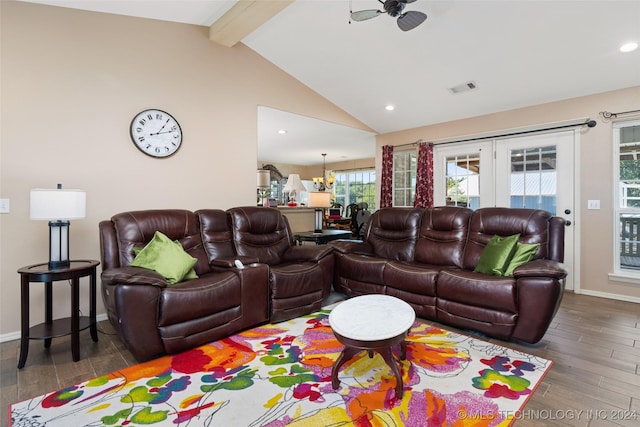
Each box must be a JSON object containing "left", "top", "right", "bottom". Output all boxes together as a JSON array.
[{"left": 1, "top": 292, "right": 639, "bottom": 426}]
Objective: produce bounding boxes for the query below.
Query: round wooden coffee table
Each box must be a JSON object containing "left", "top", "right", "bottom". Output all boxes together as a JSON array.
[{"left": 329, "top": 294, "right": 415, "bottom": 398}]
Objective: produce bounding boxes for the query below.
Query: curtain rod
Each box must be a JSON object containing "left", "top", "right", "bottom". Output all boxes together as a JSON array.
[
  {"left": 600, "top": 109, "right": 640, "bottom": 122},
  {"left": 393, "top": 139, "right": 424, "bottom": 149},
  {"left": 391, "top": 118, "right": 596, "bottom": 149}
]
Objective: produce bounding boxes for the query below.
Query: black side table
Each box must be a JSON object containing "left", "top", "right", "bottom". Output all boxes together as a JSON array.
[
  {"left": 17, "top": 260, "right": 100, "bottom": 368},
  {"left": 293, "top": 230, "right": 353, "bottom": 245}
]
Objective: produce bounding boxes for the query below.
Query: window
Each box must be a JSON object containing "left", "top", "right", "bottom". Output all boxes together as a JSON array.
[
  {"left": 614, "top": 120, "right": 640, "bottom": 273},
  {"left": 445, "top": 153, "right": 480, "bottom": 209},
  {"left": 332, "top": 169, "right": 376, "bottom": 208},
  {"left": 393, "top": 150, "right": 416, "bottom": 207}
]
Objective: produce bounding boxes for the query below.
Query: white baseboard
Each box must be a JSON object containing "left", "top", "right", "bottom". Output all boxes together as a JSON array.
[
  {"left": 573, "top": 288, "right": 640, "bottom": 304},
  {"left": 0, "top": 313, "right": 109, "bottom": 344}
]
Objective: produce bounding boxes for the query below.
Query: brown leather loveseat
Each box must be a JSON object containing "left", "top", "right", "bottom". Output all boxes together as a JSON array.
[
  {"left": 330, "top": 206, "right": 567, "bottom": 344},
  {"left": 99, "top": 207, "right": 333, "bottom": 361}
]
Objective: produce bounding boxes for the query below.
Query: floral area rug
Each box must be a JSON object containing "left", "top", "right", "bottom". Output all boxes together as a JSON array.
[{"left": 10, "top": 304, "right": 552, "bottom": 426}]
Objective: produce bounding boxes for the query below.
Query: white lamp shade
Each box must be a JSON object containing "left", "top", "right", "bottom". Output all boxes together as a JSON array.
[
  {"left": 308, "top": 191, "right": 332, "bottom": 208},
  {"left": 257, "top": 170, "right": 270, "bottom": 188},
  {"left": 30, "top": 188, "right": 86, "bottom": 220},
  {"left": 282, "top": 174, "right": 306, "bottom": 194}
]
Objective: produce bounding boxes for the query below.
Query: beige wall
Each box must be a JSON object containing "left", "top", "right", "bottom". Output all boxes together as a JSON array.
[
  {"left": 0, "top": 1, "right": 370, "bottom": 337},
  {"left": 376, "top": 86, "right": 640, "bottom": 302}
]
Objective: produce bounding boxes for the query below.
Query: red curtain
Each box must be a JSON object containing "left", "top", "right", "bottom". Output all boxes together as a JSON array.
[
  {"left": 380, "top": 145, "right": 394, "bottom": 208},
  {"left": 414, "top": 142, "right": 434, "bottom": 208}
]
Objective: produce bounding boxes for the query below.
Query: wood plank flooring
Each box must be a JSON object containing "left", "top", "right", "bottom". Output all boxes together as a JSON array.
[{"left": 1, "top": 292, "right": 639, "bottom": 426}]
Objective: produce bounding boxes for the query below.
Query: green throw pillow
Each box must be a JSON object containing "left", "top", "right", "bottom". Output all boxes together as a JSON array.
[
  {"left": 130, "top": 231, "right": 198, "bottom": 284},
  {"left": 504, "top": 242, "right": 540, "bottom": 276},
  {"left": 474, "top": 234, "right": 520, "bottom": 276}
]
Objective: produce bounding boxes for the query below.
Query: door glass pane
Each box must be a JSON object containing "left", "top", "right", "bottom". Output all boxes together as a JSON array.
[
  {"left": 509, "top": 145, "right": 556, "bottom": 214},
  {"left": 445, "top": 153, "right": 480, "bottom": 209}
]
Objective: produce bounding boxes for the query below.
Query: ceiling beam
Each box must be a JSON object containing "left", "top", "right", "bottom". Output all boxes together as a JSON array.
[{"left": 209, "top": 0, "right": 294, "bottom": 47}]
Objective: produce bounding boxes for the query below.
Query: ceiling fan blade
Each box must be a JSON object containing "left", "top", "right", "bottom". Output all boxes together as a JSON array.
[
  {"left": 397, "top": 10, "right": 427, "bottom": 31},
  {"left": 398, "top": 0, "right": 418, "bottom": 3},
  {"left": 351, "top": 9, "right": 383, "bottom": 21}
]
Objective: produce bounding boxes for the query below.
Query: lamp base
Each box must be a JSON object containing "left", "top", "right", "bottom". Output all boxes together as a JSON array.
[
  {"left": 314, "top": 208, "right": 324, "bottom": 233},
  {"left": 48, "top": 260, "right": 70, "bottom": 270},
  {"left": 48, "top": 220, "right": 70, "bottom": 270}
]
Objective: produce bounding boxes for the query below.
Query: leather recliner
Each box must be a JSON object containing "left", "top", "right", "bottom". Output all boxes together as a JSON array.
[{"left": 227, "top": 207, "right": 335, "bottom": 322}]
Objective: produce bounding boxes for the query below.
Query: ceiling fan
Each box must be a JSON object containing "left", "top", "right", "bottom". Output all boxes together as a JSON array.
[{"left": 351, "top": 0, "right": 427, "bottom": 31}]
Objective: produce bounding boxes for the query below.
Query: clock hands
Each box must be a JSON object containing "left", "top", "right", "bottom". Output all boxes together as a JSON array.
[{"left": 150, "top": 118, "right": 170, "bottom": 136}]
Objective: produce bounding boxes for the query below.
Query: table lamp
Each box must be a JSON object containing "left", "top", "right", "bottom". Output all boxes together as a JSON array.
[
  {"left": 282, "top": 174, "right": 306, "bottom": 207},
  {"left": 308, "top": 191, "right": 331, "bottom": 233},
  {"left": 30, "top": 184, "right": 86, "bottom": 269},
  {"left": 257, "top": 170, "right": 270, "bottom": 206}
]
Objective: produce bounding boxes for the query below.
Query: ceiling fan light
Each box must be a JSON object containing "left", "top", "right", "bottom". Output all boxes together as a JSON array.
[{"left": 385, "top": 104, "right": 395, "bottom": 111}]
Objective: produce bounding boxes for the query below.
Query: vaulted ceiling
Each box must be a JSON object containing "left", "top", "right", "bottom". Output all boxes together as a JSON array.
[{"left": 20, "top": 1, "right": 640, "bottom": 165}]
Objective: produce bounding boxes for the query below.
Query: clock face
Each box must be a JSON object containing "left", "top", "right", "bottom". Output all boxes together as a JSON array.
[{"left": 130, "top": 109, "right": 183, "bottom": 158}]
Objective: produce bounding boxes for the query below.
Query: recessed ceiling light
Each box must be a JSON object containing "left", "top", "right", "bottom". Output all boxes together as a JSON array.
[
  {"left": 620, "top": 42, "right": 638, "bottom": 53},
  {"left": 278, "top": 129, "right": 287, "bottom": 134},
  {"left": 385, "top": 105, "right": 395, "bottom": 111}
]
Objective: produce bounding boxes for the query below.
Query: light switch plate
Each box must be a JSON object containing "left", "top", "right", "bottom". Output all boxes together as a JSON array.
[
  {"left": 0, "top": 199, "right": 9, "bottom": 214},
  {"left": 587, "top": 199, "right": 600, "bottom": 210}
]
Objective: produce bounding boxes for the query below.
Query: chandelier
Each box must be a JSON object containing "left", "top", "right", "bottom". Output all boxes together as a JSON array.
[{"left": 312, "top": 153, "right": 334, "bottom": 191}]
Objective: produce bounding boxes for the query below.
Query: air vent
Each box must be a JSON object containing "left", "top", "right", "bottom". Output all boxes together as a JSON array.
[{"left": 449, "top": 81, "right": 478, "bottom": 94}]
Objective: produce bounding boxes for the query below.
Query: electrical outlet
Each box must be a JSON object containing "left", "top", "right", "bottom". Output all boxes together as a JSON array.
[
  {"left": 587, "top": 199, "right": 600, "bottom": 210},
  {"left": 0, "top": 199, "right": 9, "bottom": 214}
]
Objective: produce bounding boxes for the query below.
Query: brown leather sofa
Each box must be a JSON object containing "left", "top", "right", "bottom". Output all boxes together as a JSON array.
[
  {"left": 99, "top": 207, "right": 333, "bottom": 361},
  {"left": 330, "top": 206, "right": 567, "bottom": 344}
]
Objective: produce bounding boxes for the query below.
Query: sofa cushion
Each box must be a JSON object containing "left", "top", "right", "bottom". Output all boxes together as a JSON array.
[
  {"left": 366, "top": 208, "right": 423, "bottom": 261},
  {"left": 131, "top": 231, "right": 197, "bottom": 284},
  {"left": 158, "top": 271, "right": 241, "bottom": 326},
  {"left": 504, "top": 242, "right": 540, "bottom": 276},
  {"left": 437, "top": 269, "right": 518, "bottom": 313},
  {"left": 110, "top": 209, "right": 211, "bottom": 274},
  {"left": 414, "top": 206, "right": 472, "bottom": 267},
  {"left": 334, "top": 252, "right": 387, "bottom": 285},
  {"left": 195, "top": 209, "right": 239, "bottom": 264},
  {"left": 473, "top": 234, "right": 520, "bottom": 276},
  {"left": 383, "top": 261, "right": 439, "bottom": 296},
  {"left": 463, "top": 208, "right": 552, "bottom": 270},
  {"left": 227, "top": 207, "right": 292, "bottom": 265}
]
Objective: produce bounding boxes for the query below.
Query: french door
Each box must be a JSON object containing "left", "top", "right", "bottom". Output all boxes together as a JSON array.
[{"left": 434, "top": 131, "right": 576, "bottom": 290}]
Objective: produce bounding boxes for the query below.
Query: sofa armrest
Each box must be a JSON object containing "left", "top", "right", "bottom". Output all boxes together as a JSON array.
[
  {"left": 282, "top": 245, "right": 333, "bottom": 263},
  {"left": 101, "top": 266, "right": 168, "bottom": 287},
  {"left": 512, "top": 259, "right": 567, "bottom": 279},
  {"left": 211, "top": 256, "right": 259, "bottom": 268},
  {"left": 113, "top": 283, "right": 165, "bottom": 361},
  {"left": 330, "top": 240, "right": 374, "bottom": 255}
]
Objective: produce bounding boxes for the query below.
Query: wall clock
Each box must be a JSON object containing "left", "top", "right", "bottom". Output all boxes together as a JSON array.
[{"left": 130, "top": 109, "right": 183, "bottom": 158}]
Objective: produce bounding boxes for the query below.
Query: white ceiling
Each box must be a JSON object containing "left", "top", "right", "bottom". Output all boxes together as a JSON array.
[{"left": 21, "top": 0, "right": 640, "bottom": 166}]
